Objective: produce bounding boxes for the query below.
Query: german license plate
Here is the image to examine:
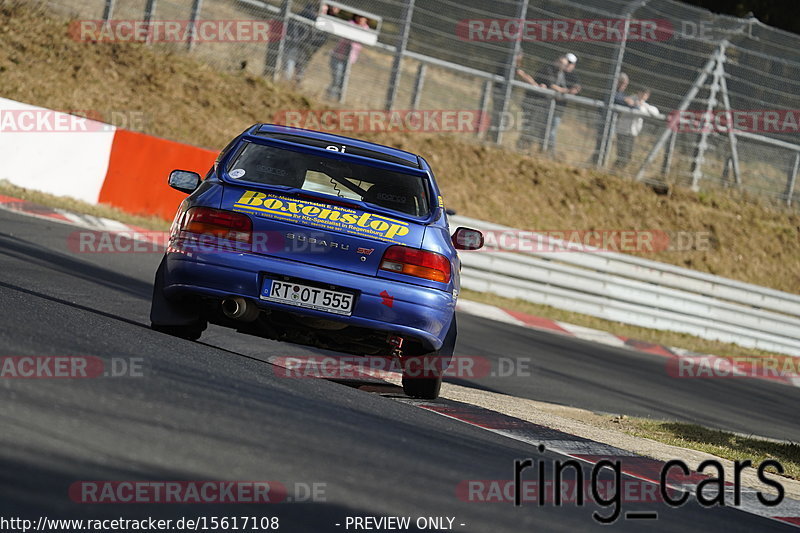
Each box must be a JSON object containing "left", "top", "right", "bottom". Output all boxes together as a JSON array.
[{"left": 260, "top": 279, "right": 354, "bottom": 316}]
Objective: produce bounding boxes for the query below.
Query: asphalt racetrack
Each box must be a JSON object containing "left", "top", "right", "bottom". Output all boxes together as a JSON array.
[{"left": 1, "top": 206, "right": 798, "bottom": 531}]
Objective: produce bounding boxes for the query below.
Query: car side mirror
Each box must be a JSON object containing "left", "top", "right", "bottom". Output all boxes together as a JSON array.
[
  {"left": 445, "top": 208, "right": 457, "bottom": 216},
  {"left": 452, "top": 227, "right": 484, "bottom": 250},
  {"left": 168, "top": 170, "right": 201, "bottom": 194}
]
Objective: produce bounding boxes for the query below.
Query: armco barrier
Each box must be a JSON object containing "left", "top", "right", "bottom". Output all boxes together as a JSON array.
[
  {"left": 450, "top": 215, "right": 800, "bottom": 356},
  {"left": 1, "top": 97, "right": 797, "bottom": 355}
]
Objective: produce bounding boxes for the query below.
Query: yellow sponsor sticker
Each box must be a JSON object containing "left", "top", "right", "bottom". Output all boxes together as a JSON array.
[{"left": 234, "top": 191, "right": 412, "bottom": 242}]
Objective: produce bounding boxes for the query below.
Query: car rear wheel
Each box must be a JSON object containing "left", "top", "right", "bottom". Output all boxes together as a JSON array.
[
  {"left": 401, "top": 317, "right": 456, "bottom": 400},
  {"left": 150, "top": 256, "right": 207, "bottom": 341},
  {"left": 402, "top": 373, "right": 442, "bottom": 399}
]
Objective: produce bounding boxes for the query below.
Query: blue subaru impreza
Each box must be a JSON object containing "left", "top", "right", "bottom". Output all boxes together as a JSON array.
[{"left": 150, "top": 124, "right": 483, "bottom": 398}]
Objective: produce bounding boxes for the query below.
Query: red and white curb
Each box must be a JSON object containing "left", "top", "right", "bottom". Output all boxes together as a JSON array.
[
  {"left": 0, "top": 194, "right": 146, "bottom": 232},
  {"left": 455, "top": 299, "right": 800, "bottom": 388}
]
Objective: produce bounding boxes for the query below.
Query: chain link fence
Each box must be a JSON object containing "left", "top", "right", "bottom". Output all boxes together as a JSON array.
[{"left": 44, "top": 0, "right": 800, "bottom": 207}]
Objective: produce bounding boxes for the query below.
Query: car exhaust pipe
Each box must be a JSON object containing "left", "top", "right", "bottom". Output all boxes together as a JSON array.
[{"left": 221, "top": 297, "right": 259, "bottom": 322}]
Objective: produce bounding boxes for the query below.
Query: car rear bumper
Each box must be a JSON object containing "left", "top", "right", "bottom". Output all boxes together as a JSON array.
[{"left": 161, "top": 250, "right": 456, "bottom": 350}]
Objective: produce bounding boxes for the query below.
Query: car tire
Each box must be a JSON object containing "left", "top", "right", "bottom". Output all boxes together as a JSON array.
[
  {"left": 150, "top": 256, "right": 207, "bottom": 341},
  {"left": 402, "top": 373, "right": 443, "bottom": 399},
  {"left": 401, "top": 316, "right": 456, "bottom": 400}
]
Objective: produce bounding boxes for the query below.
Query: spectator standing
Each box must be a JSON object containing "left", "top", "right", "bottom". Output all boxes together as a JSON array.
[
  {"left": 326, "top": 14, "right": 369, "bottom": 101},
  {"left": 283, "top": 3, "right": 330, "bottom": 84},
  {"left": 614, "top": 88, "right": 658, "bottom": 169},
  {"left": 490, "top": 52, "right": 539, "bottom": 138},
  {"left": 613, "top": 73, "right": 635, "bottom": 106},
  {"left": 589, "top": 73, "right": 636, "bottom": 163},
  {"left": 521, "top": 53, "right": 581, "bottom": 154}
]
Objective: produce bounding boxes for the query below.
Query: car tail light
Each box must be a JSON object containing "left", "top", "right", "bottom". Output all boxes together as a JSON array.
[
  {"left": 379, "top": 246, "right": 451, "bottom": 283},
  {"left": 180, "top": 207, "right": 252, "bottom": 244}
]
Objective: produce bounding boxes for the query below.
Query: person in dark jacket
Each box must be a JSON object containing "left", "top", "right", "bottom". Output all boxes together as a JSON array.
[
  {"left": 519, "top": 53, "right": 581, "bottom": 154},
  {"left": 589, "top": 73, "right": 636, "bottom": 164},
  {"left": 326, "top": 12, "right": 369, "bottom": 101},
  {"left": 283, "top": 2, "right": 330, "bottom": 84},
  {"left": 489, "top": 52, "right": 539, "bottom": 137}
]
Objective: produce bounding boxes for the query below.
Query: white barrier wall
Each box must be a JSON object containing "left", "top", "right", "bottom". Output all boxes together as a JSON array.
[{"left": 0, "top": 97, "right": 116, "bottom": 203}]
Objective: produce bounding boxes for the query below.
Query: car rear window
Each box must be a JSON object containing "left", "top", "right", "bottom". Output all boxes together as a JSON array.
[{"left": 226, "top": 142, "right": 431, "bottom": 217}]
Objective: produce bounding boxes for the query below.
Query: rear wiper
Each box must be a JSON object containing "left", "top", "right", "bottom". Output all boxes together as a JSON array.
[{"left": 327, "top": 175, "right": 368, "bottom": 198}]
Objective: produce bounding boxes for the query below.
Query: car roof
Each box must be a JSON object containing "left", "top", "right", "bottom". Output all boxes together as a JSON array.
[{"left": 249, "top": 124, "right": 422, "bottom": 169}]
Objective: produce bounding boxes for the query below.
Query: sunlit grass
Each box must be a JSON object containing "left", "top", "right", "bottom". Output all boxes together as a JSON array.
[{"left": 626, "top": 419, "right": 800, "bottom": 481}]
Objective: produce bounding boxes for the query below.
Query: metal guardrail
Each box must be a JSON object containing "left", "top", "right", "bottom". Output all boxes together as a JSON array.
[{"left": 450, "top": 214, "right": 800, "bottom": 356}]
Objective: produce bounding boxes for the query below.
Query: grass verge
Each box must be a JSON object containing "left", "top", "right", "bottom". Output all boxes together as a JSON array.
[{"left": 623, "top": 419, "right": 800, "bottom": 481}]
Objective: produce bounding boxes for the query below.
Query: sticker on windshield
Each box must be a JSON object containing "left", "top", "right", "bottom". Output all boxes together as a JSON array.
[
  {"left": 232, "top": 190, "right": 416, "bottom": 244},
  {"left": 229, "top": 168, "right": 246, "bottom": 179}
]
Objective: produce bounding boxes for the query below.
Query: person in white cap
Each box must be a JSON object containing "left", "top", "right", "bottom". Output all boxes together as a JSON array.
[{"left": 518, "top": 53, "right": 581, "bottom": 154}]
